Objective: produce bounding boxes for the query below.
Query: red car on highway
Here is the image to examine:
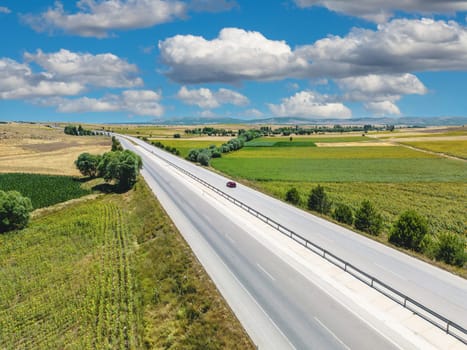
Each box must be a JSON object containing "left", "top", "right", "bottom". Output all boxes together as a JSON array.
[{"left": 226, "top": 181, "right": 237, "bottom": 188}]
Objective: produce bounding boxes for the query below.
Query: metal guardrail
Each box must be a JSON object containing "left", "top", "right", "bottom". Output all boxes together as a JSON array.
[{"left": 138, "top": 138, "right": 466, "bottom": 345}]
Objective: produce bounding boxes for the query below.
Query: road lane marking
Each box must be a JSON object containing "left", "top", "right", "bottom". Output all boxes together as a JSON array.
[
  {"left": 374, "top": 263, "right": 407, "bottom": 281},
  {"left": 314, "top": 317, "right": 351, "bottom": 350},
  {"left": 225, "top": 233, "right": 235, "bottom": 245},
  {"left": 130, "top": 136, "right": 409, "bottom": 350},
  {"left": 257, "top": 263, "right": 276, "bottom": 282}
]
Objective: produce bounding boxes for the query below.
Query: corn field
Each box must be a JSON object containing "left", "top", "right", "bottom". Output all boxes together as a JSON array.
[{"left": 0, "top": 199, "right": 138, "bottom": 349}]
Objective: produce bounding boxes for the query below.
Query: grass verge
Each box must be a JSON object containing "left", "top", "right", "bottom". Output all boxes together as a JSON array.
[{"left": 0, "top": 178, "right": 253, "bottom": 349}]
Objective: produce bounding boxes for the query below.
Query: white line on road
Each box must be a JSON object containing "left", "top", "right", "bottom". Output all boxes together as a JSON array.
[
  {"left": 374, "top": 263, "right": 407, "bottom": 281},
  {"left": 257, "top": 263, "right": 276, "bottom": 282},
  {"left": 225, "top": 233, "right": 235, "bottom": 245},
  {"left": 314, "top": 317, "right": 351, "bottom": 350}
]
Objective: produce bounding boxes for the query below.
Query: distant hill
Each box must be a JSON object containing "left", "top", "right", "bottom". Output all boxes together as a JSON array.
[{"left": 152, "top": 115, "right": 467, "bottom": 126}]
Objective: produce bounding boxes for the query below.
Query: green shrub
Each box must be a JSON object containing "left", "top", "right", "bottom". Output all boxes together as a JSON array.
[
  {"left": 434, "top": 233, "right": 466, "bottom": 267},
  {"left": 197, "top": 152, "right": 210, "bottom": 166},
  {"left": 187, "top": 149, "right": 200, "bottom": 162},
  {"left": 332, "top": 203, "right": 353, "bottom": 225},
  {"left": 389, "top": 210, "right": 428, "bottom": 252},
  {"left": 285, "top": 187, "right": 301, "bottom": 205},
  {"left": 0, "top": 190, "right": 33, "bottom": 233},
  {"left": 354, "top": 200, "right": 382, "bottom": 235},
  {"left": 307, "top": 185, "right": 331, "bottom": 214}
]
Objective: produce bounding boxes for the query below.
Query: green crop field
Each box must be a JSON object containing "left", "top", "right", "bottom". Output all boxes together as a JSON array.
[
  {"left": 211, "top": 134, "right": 466, "bottom": 274},
  {"left": 248, "top": 136, "right": 369, "bottom": 144},
  {"left": 212, "top": 158, "right": 466, "bottom": 182},
  {"left": 0, "top": 179, "right": 253, "bottom": 349},
  {"left": 402, "top": 140, "right": 467, "bottom": 159},
  {"left": 211, "top": 145, "right": 466, "bottom": 182},
  {"left": 258, "top": 181, "right": 466, "bottom": 237},
  {"left": 152, "top": 140, "right": 225, "bottom": 157},
  {"left": 110, "top": 126, "right": 187, "bottom": 138},
  {"left": 222, "top": 145, "right": 437, "bottom": 159},
  {"left": 0, "top": 173, "right": 91, "bottom": 209}
]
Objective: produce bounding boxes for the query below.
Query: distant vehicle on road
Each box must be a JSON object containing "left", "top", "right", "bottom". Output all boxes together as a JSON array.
[{"left": 226, "top": 181, "right": 237, "bottom": 188}]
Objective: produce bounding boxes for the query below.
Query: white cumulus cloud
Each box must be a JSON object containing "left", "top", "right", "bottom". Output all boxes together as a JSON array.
[
  {"left": 244, "top": 109, "right": 264, "bottom": 118},
  {"left": 293, "top": 0, "right": 467, "bottom": 23},
  {"left": 159, "top": 27, "right": 307, "bottom": 83},
  {"left": 177, "top": 86, "right": 249, "bottom": 109},
  {"left": 23, "top": 0, "right": 186, "bottom": 38},
  {"left": 268, "top": 91, "right": 351, "bottom": 119},
  {"left": 336, "top": 74, "right": 427, "bottom": 115},
  {"left": 24, "top": 49, "right": 142, "bottom": 88},
  {"left": 0, "top": 49, "right": 143, "bottom": 101},
  {"left": 298, "top": 18, "right": 467, "bottom": 78},
  {"left": 0, "top": 58, "right": 85, "bottom": 99},
  {"left": 337, "top": 74, "right": 427, "bottom": 101},
  {"left": 159, "top": 19, "right": 467, "bottom": 90},
  {"left": 0, "top": 6, "right": 11, "bottom": 14},
  {"left": 39, "top": 90, "right": 164, "bottom": 116},
  {"left": 364, "top": 101, "right": 401, "bottom": 116}
]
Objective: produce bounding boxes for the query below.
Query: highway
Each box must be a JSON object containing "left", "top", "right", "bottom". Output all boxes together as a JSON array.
[{"left": 119, "top": 135, "right": 466, "bottom": 348}]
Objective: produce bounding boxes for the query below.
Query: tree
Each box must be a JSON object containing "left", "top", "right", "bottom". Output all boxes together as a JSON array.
[
  {"left": 197, "top": 151, "right": 210, "bottom": 166},
  {"left": 111, "top": 136, "right": 123, "bottom": 151},
  {"left": 285, "top": 187, "right": 301, "bottom": 205},
  {"left": 354, "top": 200, "right": 382, "bottom": 235},
  {"left": 0, "top": 190, "right": 33, "bottom": 233},
  {"left": 64, "top": 125, "right": 78, "bottom": 135},
  {"left": 434, "top": 233, "right": 466, "bottom": 267},
  {"left": 307, "top": 185, "right": 331, "bottom": 214},
  {"left": 389, "top": 210, "right": 428, "bottom": 251},
  {"left": 332, "top": 203, "right": 353, "bottom": 225},
  {"left": 75, "top": 153, "right": 101, "bottom": 178},
  {"left": 187, "top": 149, "right": 200, "bottom": 162},
  {"left": 99, "top": 150, "right": 142, "bottom": 191}
]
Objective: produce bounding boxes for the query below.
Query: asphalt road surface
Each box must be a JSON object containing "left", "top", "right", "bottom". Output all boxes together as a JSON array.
[{"left": 119, "top": 135, "right": 466, "bottom": 349}]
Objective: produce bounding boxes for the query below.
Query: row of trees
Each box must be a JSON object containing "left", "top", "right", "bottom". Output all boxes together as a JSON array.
[
  {"left": 186, "top": 129, "right": 263, "bottom": 166},
  {"left": 64, "top": 125, "right": 95, "bottom": 136},
  {"left": 76, "top": 138, "right": 142, "bottom": 192},
  {"left": 183, "top": 127, "right": 236, "bottom": 137},
  {"left": 151, "top": 141, "right": 181, "bottom": 156},
  {"left": 181, "top": 125, "right": 394, "bottom": 138},
  {"left": 285, "top": 185, "right": 466, "bottom": 267}
]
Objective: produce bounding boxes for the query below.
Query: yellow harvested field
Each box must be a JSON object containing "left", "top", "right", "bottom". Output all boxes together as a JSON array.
[
  {"left": 387, "top": 135, "right": 467, "bottom": 142},
  {"left": 315, "top": 141, "right": 395, "bottom": 147},
  {"left": 0, "top": 123, "right": 110, "bottom": 176}
]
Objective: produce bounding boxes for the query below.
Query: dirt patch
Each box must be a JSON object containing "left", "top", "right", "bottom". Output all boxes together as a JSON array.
[
  {"left": 315, "top": 141, "right": 395, "bottom": 147},
  {"left": 21, "top": 141, "right": 81, "bottom": 152},
  {"left": 0, "top": 122, "right": 111, "bottom": 175}
]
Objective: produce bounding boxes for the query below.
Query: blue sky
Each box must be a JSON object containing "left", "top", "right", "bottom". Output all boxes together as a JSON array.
[{"left": 1, "top": 0, "right": 467, "bottom": 123}]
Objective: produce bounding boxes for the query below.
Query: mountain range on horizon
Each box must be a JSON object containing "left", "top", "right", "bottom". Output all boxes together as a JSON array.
[{"left": 150, "top": 115, "right": 467, "bottom": 127}]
